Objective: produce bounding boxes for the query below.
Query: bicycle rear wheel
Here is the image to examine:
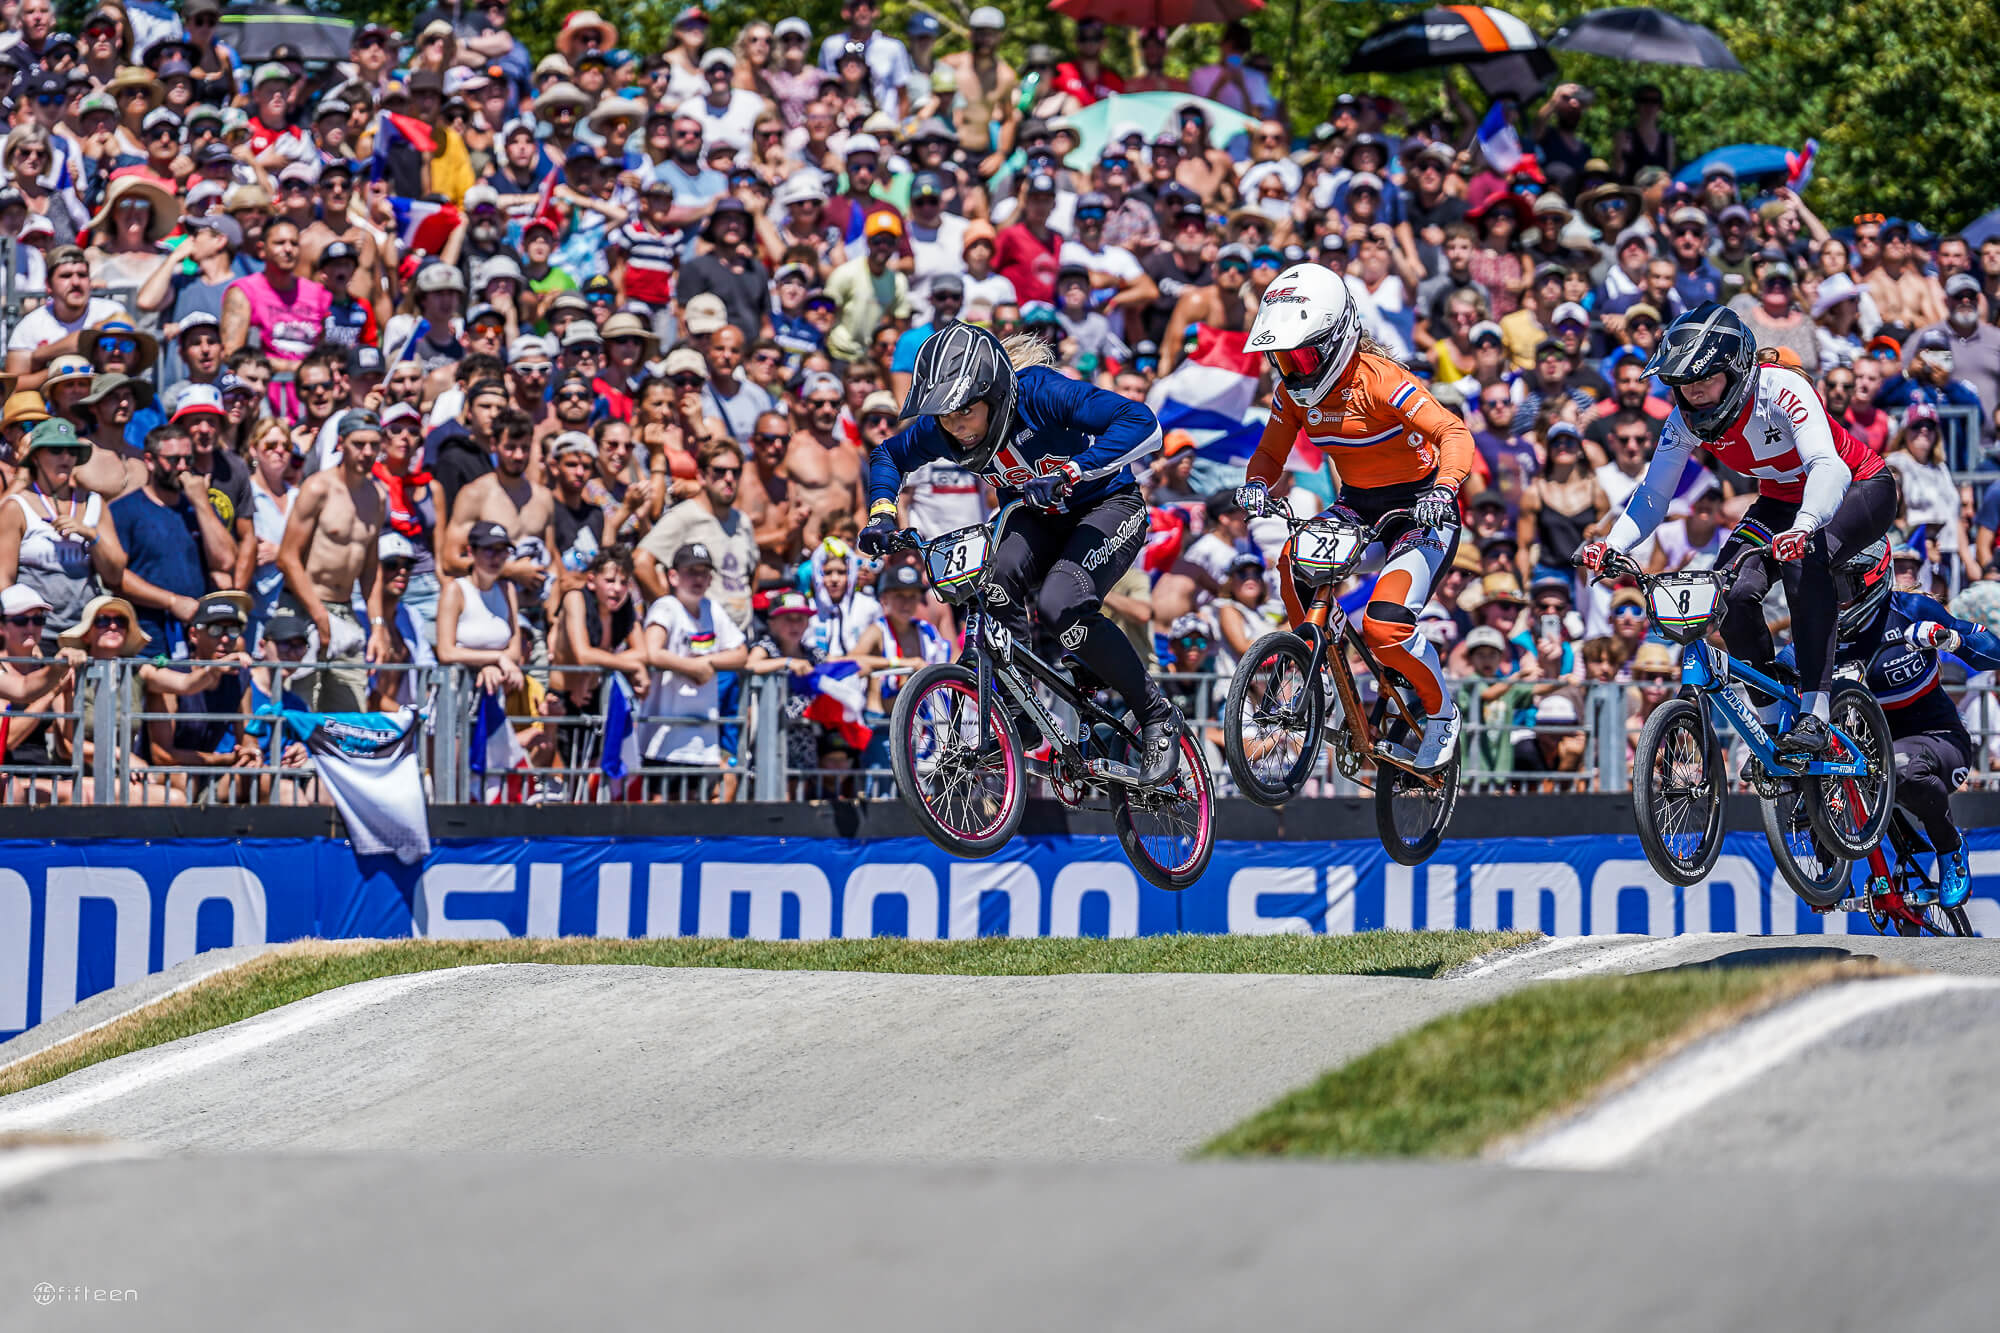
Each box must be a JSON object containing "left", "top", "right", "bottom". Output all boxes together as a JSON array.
[
  {"left": 1221, "top": 630, "right": 1324, "bottom": 805},
  {"left": 1807, "top": 688, "right": 1895, "bottom": 859},
  {"left": 1114, "top": 724, "right": 1215, "bottom": 891},
  {"left": 889, "top": 663, "right": 1024, "bottom": 858},
  {"left": 1760, "top": 782, "right": 1851, "bottom": 909},
  {"left": 1374, "top": 712, "right": 1459, "bottom": 865},
  {"left": 1632, "top": 698, "right": 1725, "bottom": 886}
]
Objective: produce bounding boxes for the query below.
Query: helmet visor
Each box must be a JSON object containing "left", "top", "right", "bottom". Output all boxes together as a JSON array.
[{"left": 1270, "top": 344, "right": 1325, "bottom": 388}]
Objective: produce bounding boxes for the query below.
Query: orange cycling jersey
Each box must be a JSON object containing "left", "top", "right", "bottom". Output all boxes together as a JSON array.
[{"left": 1247, "top": 351, "right": 1476, "bottom": 495}]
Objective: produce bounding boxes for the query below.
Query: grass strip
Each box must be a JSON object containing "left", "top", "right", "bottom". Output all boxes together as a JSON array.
[
  {"left": 0, "top": 930, "right": 1530, "bottom": 1101},
  {"left": 1200, "top": 960, "right": 1873, "bottom": 1161}
]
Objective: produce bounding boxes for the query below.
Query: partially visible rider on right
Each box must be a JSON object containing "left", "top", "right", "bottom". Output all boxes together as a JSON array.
[
  {"left": 1581, "top": 303, "right": 1896, "bottom": 756},
  {"left": 1789, "top": 543, "right": 2000, "bottom": 909}
]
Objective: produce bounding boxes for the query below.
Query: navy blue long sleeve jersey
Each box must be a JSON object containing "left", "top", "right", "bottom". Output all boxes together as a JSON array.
[
  {"left": 867, "top": 365, "right": 1163, "bottom": 514},
  {"left": 1783, "top": 590, "right": 2000, "bottom": 742}
]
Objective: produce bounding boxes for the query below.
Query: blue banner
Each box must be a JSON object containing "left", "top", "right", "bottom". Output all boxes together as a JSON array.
[{"left": 4, "top": 831, "right": 1997, "bottom": 1040}]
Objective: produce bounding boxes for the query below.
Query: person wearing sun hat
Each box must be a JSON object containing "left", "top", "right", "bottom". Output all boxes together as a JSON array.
[{"left": 40, "top": 354, "right": 95, "bottom": 421}]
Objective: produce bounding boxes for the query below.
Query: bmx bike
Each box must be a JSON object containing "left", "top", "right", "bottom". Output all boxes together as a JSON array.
[
  {"left": 882, "top": 502, "right": 1215, "bottom": 891},
  {"left": 1218, "top": 502, "right": 1458, "bottom": 866},
  {"left": 1589, "top": 546, "right": 1894, "bottom": 906}
]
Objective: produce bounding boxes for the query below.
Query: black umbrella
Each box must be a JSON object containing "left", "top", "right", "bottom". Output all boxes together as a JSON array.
[
  {"left": 216, "top": 4, "right": 355, "bottom": 63},
  {"left": 1469, "top": 50, "right": 1558, "bottom": 101},
  {"left": 1548, "top": 8, "right": 1743, "bottom": 72}
]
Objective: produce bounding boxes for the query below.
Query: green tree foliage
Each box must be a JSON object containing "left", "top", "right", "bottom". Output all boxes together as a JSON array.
[{"left": 321, "top": 0, "right": 2000, "bottom": 228}]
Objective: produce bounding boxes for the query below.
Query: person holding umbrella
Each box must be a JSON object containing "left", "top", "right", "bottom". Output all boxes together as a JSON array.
[
  {"left": 1532, "top": 81, "right": 1596, "bottom": 179},
  {"left": 1611, "top": 85, "right": 1676, "bottom": 182}
]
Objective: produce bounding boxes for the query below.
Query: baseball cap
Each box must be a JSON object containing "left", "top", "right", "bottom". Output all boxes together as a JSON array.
[
  {"left": 1463, "top": 626, "right": 1507, "bottom": 655},
  {"left": 879, "top": 562, "right": 925, "bottom": 593},
  {"left": 906, "top": 12, "right": 940, "bottom": 37},
  {"left": 672, "top": 542, "right": 715, "bottom": 571},
  {"left": 189, "top": 591, "right": 250, "bottom": 629},
  {"left": 1668, "top": 205, "right": 1710, "bottom": 229},
  {"left": 171, "top": 382, "right": 225, "bottom": 420},
  {"left": 0, "top": 584, "right": 52, "bottom": 617},
  {"left": 910, "top": 170, "right": 945, "bottom": 201},
  {"left": 346, "top": 345, "right": 384, "bottom": 378},
  {"left": 766, "top": 589, "right": 813, "bottom": 617},
  {"left": 1025, "top": 170, "right": 1057, "bottom": 195},
  {"left": 415, "top": 263, "right": 466, "bottom": 294},
  {"left": 968, "top": 6, "right": 1005, "bottom": 29},
  {"left": 1947, "top": 272, "right": 1983, "bottom": 299},
  {"left": 663, "top": 347, "right": 708, "bottom": 379},
  {"left": 1550, "top": 301, "right": 1589, "bottom": 329},
  {"left": 380, "top": 402, "right": 423, "bottom": 431},
  {"left": 1468, "top": 320, "right": 1504, "bottom": 347},
  {"left": 550, "top": 431, "right": 599, "bottom": 460},
  {"left": 773, "top": 17, "right": 811, "bottom": 42},
  {"left": 467, "top": 521, "right": 513, "bottom": 551},
  {"left": 377, "top": 532, "right": 418, "bottom": 564},
  {"left": 561, "top": 321, "right": 603, "bottom": 348},
  {"left": 683, "top": 292, "right": 729, "bottom": 335},
  {"left": 1717, "top": 204, "right": 1753, "bottom": 227}
]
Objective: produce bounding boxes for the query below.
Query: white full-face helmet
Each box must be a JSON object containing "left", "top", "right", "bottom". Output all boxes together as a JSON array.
[{"left": 1246, "top": 262, "right": 1363, "bottom": 409}]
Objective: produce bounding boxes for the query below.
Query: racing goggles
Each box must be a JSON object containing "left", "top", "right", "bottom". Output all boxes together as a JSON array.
[{"left": 1269, "top": 343, "right": 1326, "bottom": 387}]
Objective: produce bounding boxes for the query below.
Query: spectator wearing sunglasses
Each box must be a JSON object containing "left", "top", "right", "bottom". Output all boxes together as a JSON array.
[
  {"left": 0, "top": 582, "right": 82, "bottom": 797},
  {"left": 0, "top": 417, "right": 123, "bottom": 650}
]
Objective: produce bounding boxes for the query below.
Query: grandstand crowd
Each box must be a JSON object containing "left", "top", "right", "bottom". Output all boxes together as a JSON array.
[{"left": 0, "top": 0, "right": 1997, "bottom": 800}]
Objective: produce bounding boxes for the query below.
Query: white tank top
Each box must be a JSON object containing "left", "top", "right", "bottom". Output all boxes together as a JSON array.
[
  {"left": 11, "top": 490, "right": 96, "bottom": 581},
  {"left": 453, "top": 576, "right": 514, "bottom": 651}
]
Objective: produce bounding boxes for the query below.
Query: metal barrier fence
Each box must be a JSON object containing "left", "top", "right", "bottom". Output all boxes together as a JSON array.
[{"left": 13, "top": 655, "right": 2000, "bottom": 807}]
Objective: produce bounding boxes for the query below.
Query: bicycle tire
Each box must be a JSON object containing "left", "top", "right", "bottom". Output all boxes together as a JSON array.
[
  {"left": 1374, "top": 751, "right": 1460, "bottom": 866},
  {"left": 1114, "top": 723, "right": 1215, "bottom": 891},
  {"left": 1760, "top": 781, "right": 1851, "bottom": 909},
  {"left": 1631, "top": 698, "right": 1725, "bottom": 886},
  {"left": 889, "top": 663, "right": 1025, "bottom": 858},
  {"left": 1807, "top": 688, "right": 1896, "bottom": 859},
  {"left": 1221, "top": 630, "right": 1325, "bottom": 805},
  {"left": 1947, "top": 905, "right": 1976, "bottom": 937}
]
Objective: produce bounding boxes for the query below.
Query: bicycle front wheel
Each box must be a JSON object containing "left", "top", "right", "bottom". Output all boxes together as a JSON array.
[
  {"left": 1114, "top": 723, "right": 1215, "bottom": 891},
  {"left": 1632, "top": 698, "right": 1725, "bottom": 886},
  {"left": 1807, "top": 688, "right": 1895, "bottom": 859},
  {"left": 1221, "top": 630, "right": 1325, "bottom": 805},
  {"left": 889, "top": 663, "right": 1024, "bottom": 858}
]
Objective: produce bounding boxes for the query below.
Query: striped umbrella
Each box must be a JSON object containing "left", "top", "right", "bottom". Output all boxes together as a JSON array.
[{"left": 1344, "top": 5, "right": 1546, "bottom": 75}]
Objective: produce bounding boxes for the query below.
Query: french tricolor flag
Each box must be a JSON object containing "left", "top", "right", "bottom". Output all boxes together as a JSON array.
[
  {"left": 1476, "top": 101, "right": 1524, "bottom": 175},
  {"left": 795, "top": 661, "right": 875, "bottom": 750},
  {"left": 388, "top": 196, "right": 463, "bottom": 257},
  {"left": 1146, "top": 325, "right": 1316, "bottom": 470},
  {"left": 468, "top": 688, "right": 530, "bottom": 803}
]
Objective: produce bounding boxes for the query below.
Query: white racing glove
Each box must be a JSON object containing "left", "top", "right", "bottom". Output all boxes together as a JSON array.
[
  {"left": 1905, "top": 621, "right": 1962, "bottom": 653},
  {"left": 1235, "top": 479, "right": 1269, "bottom": 518}
]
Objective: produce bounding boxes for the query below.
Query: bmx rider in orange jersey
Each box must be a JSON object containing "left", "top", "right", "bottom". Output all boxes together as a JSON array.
[{"left": 1233, "top": 261, "right": 1477, "bottom": 770}]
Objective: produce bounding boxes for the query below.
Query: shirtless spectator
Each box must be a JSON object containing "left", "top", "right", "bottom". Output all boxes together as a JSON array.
[
  {"left": 1867, "top": 220, "right": 1947, "bottom": 334},
  {"left": 1159, "top": 243, "right": 1254, "bottom": 374},
  {"left": 941, "top": 8, "right": 1016, "bottom": 179},
  {"left": 276, "top": 412, "right": 385, "bottom": 712},
  {"left": 739, "top": 410, "right": 809, "bottom": 585},
  {"left": 444, "top": 418, "right": 560, "bottom": 661},
  {"left": 784, "top": 370, "right": 864, "bottom": 545}
]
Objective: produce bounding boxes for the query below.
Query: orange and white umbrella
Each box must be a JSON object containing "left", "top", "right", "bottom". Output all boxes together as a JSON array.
[{"left": 1344, "top": 5, "right": 1548, "bottom": 75}]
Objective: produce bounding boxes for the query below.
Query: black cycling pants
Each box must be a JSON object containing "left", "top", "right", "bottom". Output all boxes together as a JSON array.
[
  {"left": 1716, "top": 472, "right": 1897, "bottom": 696},
  {"left": 984, "top": 488, "right": 1164, "bottom": 721},
  {"left": 1894, "top": 730, "right": 1971, "bottom": 855}
]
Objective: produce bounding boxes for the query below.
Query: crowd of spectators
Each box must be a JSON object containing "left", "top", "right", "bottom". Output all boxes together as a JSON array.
[{"left": 0, "top": 1, "right": 1997, "bottom": 801}]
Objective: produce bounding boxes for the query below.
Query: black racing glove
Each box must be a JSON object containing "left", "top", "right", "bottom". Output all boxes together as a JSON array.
[
  {"left": 1023, "top": 459, "right": 1083, "bottom": 512},
  {"left": 857, "top": 512, "right": 900, "bottom": 557}
]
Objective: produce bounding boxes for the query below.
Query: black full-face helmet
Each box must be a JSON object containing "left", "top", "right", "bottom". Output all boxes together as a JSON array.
[
  {"left": 899, "top": 322, "right": 1017, "bottom": 472},
  {"left": 1645, "top": 301, "right": 1756, "bottom": 441}
]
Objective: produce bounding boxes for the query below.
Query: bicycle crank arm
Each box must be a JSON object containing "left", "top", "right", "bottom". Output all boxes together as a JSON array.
[
  {"left": 1086, "top": 757, "right": 1146, "bottom": 788},
  {"left": 1370, "top": 742, "right": 1449, "bottom": 788}
]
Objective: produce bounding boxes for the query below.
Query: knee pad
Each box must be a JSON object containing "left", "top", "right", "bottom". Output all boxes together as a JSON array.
[
  {"left": 1037, "top": 566, "right": 1098, "bottom": 635},
  {"left": 1361, "top": 600, "right": 1416, "bottom": 652}
]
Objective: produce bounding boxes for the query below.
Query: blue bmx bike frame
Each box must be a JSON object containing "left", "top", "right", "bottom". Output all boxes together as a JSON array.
[{"left": 1676, "top": 640, "right": 1872, "bottom": 780}]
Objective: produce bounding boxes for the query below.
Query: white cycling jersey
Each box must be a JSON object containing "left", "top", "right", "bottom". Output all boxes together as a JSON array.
[{"left": 1607, "top": 364, "right": 1885, "bottom": 552}]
